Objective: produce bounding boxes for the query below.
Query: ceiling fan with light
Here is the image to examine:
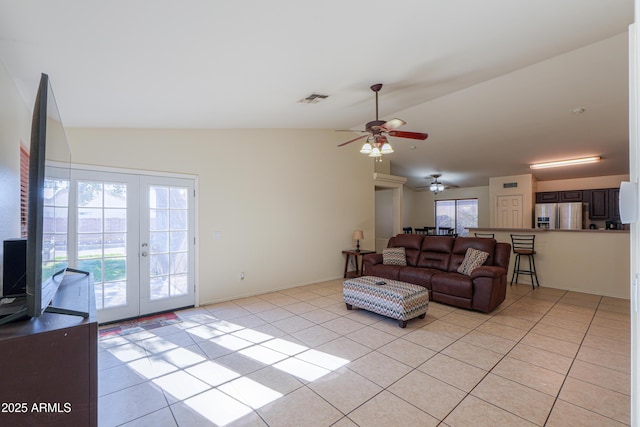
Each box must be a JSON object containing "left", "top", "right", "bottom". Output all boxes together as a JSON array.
[
  {"left": 415, "top": 174, "right": 457, "bottom": 194},
  {"left": 337, "top": 83, "right": 428, "bottom": 160}
]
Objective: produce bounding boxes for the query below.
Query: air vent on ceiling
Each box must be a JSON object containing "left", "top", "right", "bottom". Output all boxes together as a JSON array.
[{"left": 298, "top": 93, "right": 329, "bottom": 104}]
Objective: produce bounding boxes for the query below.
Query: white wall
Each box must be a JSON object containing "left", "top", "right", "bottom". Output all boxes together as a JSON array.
[
  {"left": 65, "top": 128, "right": 374, "bottom": 305},
  {"left": 0, "top": 62, "right": 30, "bottom": 289}
]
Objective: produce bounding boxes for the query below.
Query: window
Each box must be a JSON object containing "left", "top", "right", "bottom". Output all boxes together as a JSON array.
[{"left": 435, "top": 198, "right": 478, "bottom": 236}]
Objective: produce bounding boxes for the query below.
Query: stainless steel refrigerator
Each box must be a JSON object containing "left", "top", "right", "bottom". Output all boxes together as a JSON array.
[{"left": 535, "top": 202, "right": 583, "bottom": 229}]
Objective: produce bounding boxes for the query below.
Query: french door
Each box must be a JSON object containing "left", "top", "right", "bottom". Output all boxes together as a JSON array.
[{"left": 62, "top": 168, "right": 195, "bottom": 324}]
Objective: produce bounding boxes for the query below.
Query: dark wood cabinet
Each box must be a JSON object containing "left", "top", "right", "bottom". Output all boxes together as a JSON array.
[
  {"left": 559, "top": 190, "right": 584, "bottom": 202},
  {"left": 589, "top": 188, "right": 610, "bottom": 219},
  {"left": 536, "top": 192, "right": 559, "bottom": 203},
  {"left": 536, "top": 187, "right": 621, "bottom": 222},
  {"left": 610, "top": 188, "right": 620, "bottom": 219},
  {"left": 0, "top": 273, "right": 97, "bottom": 427}
]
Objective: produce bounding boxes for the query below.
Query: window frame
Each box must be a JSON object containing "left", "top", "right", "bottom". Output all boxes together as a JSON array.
[{"left": 434, "top": 198, "right": 479, "bottom": 236}]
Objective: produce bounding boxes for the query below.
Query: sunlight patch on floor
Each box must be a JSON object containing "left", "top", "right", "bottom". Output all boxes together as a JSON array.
[{"left": 104, "top": 315, "right": 352, "bottom": 425}]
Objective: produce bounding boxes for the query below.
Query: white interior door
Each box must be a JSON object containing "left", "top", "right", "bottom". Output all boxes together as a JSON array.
[
  {"left": 496, "top": 195, "right": 523, "bottom": 228},
  {"left": 138, "top": 176, "right": 195, "bottom": 315}
]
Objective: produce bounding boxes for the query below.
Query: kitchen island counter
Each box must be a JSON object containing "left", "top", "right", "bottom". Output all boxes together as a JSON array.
[{"left": 468, "top": 228, "right": 629, "bottom": 299}]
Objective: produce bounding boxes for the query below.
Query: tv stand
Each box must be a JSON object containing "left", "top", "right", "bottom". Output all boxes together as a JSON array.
[
  {"left": 0, "top": 273, "right": 97, "bottom": 426},
  {"left": 45, "top": 268, "right": 90, "bottom": 318}
]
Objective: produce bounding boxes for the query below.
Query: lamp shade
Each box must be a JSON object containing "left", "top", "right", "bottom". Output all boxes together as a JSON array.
[
  {"left": 380, "top": 142, "right": 394, "bottom": 154},
  {"left": 352, "top": 230, "right": 364, "bottom": 241},
  {"left": 359, "top": 142, "right": 373, "bottom": 154}
]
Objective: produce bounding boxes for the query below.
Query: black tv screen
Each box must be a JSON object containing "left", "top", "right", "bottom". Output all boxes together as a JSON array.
[{"left": 25, "top": 73, "right": 71, "bottom": 318}]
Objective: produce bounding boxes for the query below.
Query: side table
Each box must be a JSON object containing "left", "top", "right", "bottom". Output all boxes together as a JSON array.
[{"left": 342, "top": 249, "right": 375, "bottom": 278}]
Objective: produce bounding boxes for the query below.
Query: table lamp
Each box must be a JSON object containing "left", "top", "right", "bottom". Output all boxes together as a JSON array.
[{"left": 352, "top": 230, "right": 364, "bottom": 252}]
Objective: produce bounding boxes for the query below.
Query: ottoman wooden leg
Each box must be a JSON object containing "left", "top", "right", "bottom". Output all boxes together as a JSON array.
[
  {"left": 399, "top": 319, "right": 408, "bottom": 328},
  {"left": 346, "top": 303, "right": 353, "bottom": 310},
  {"left": 419, "top": 313, "right": 426, "bottom": 319}
]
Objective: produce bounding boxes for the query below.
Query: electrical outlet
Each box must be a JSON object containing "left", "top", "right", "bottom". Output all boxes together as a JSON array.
[{"left": 241, "top": 272, "right": 245, "bottom": 280}]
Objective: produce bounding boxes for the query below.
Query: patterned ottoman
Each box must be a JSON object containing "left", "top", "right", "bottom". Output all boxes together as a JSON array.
[{"left": 343, "top": 276, "right": 429, "bottom": 328}]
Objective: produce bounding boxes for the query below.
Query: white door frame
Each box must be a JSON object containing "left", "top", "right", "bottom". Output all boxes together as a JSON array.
[{"left": 68, "top": 163, "right": 199, "bottom": 322}]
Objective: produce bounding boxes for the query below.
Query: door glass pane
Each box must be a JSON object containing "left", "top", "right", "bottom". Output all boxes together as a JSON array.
[
  {"left": 150, "top": 231, "right": 168, "bottom": 253},
  {"left": 149, "top": 185, "right": 190, "bottom": 301},
  {"left": 150, "top": 209, "right": 169, "bottom": 231},
  {"left": 170, "top": 231, "right": 188, "bottom": 252},
  {"left": 171, "top": 274, "right": 188, "bottom": 296},
  {"left": 170, "top": 187, "right": 188, "bottom": 209},
  {"left": 104, "top": 183, "right": 127, "bottom": 208},
  {"left": 43, "top": 178, "right": 69, "bottom": 276},
  {"left": 78, "top": 180, "right": 128, "bottom": 310},
  {"left": 104, "top": 208, "right": 126, "bottom": 232}
]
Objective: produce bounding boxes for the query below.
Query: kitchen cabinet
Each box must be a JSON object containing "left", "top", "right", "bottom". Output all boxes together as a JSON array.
[
  {"left": 536, "top": 188, "right": 620, "bottom": 221},
  {"left": 589, "top": 188, "right": 609, "bottom": 219},
  {"left": 559, "top": 190, "right": 584, "bottom": 202},
  {"left": 536, "top": 192, "right": 560, "bottom": 203},
  {"left": 610, "top": 188, "right": 620, "bottom": 219},
  {"left": 536, "top": 190, "right": 584, "bottom": 203}
]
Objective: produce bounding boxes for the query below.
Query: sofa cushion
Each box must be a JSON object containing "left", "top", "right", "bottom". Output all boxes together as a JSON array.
[
  {"left": 416, "top": 236, "right": 454, "bottom": 270},
  {"left": 398, "top": 267, "right": 438, "bottom": 289},
  {"left": 448, "top": 237, "right": 496, "bottom": 272},
  {"left": 388, "top": 234, "right": 424, "bottom": 266},
  {"left": 431, "top": 272, "right": 473, "bottom": 299},
  {"left": 457, "top": 248, "right": 489, "bottom": 276},
  {"left": 383, "top": 247, "right": 407, "bottom": 266}
]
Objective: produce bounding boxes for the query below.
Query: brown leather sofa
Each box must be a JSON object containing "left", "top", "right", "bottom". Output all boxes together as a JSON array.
[{"left": 362, "top": 234, "right": 511, "bottom": 313}]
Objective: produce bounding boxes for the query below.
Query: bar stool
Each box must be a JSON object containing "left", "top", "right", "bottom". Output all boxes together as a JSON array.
[
  {"left": 474, "top": 233, "right": 494, "bottom": 238},
  {"left": 510, "top": 234, "right": 540, "bottom": 289}
]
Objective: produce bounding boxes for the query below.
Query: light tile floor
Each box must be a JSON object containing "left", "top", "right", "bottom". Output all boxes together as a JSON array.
[{"left": 98, "top": 281, "right": 631, "bottom": 426}]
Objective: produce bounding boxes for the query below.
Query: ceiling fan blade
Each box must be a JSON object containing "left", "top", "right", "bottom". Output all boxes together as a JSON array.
[
  {"left": 382, "top": 118, "right": 406, "bottom": 130},
  {"left": 388, "top": 130, "right": 429, "bottom": 140},
  {"left": 337, "top": 134, "right": 368, "bottom": 147}
]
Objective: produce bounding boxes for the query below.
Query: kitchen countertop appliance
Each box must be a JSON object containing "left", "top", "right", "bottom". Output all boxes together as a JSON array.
[{"left": 535, "top": 202, "right": 583, "bottom": 230}]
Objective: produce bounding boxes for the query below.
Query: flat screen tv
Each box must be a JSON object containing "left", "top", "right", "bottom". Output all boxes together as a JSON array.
[{"left": 0, "top": 73, "right": 87, "bottom": 326}]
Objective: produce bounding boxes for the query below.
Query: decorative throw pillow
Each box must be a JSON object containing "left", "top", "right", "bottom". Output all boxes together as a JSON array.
[
  {"left": 382, "top": 247, "right": 407, "bottom": 266},
  {"left": 457, "top": 248, "right": 489, "bottom": 276}
]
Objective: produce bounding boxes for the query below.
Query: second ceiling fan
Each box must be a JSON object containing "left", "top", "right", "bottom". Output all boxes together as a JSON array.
[{"left": 337, "top": 83, "right": 428, "bottom": 158}]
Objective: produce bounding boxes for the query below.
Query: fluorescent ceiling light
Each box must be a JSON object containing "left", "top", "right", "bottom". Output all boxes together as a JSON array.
[{"left": 530, "top": 156, "right": 600, "bottom": 170}]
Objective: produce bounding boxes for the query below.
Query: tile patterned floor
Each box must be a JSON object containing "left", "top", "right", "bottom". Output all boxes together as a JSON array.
[{"left": 98, "top": 281, "right": 631, "bottom": 426}]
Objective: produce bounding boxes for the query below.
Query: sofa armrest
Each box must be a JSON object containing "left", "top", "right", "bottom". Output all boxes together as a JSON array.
[
  {"left": 363, "top": 253, "right": 383, "bottom": 266},
  {"left": 493, "top": 243, "right": 511, "bottom": 269},
  {"left": 470, "top": 265, "right": 506, "bottom": 280}
]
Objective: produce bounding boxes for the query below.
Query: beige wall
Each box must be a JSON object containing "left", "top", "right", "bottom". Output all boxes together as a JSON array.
[
  {"left": 65, "top": 128, "right": 375, "bottom": 305},
  {"left": 0, "top": 62, "right": 30, "bottom": 289},
  {"left": 489, "top": 174, "right": 536, "bottom": 228},
  {"left": 536, "top": 174, "right": 629, "bottom": 191}
]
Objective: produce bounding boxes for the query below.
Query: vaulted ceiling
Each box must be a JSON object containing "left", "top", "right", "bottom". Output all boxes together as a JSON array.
[{"left": 0, "top": 0, "right": 634, "bottom": 188}]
